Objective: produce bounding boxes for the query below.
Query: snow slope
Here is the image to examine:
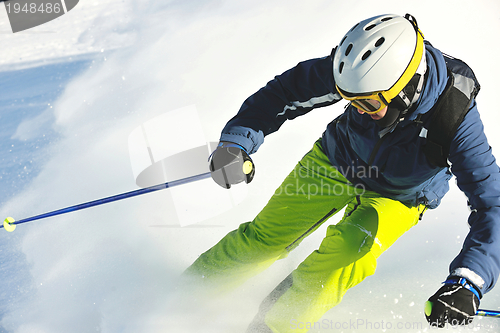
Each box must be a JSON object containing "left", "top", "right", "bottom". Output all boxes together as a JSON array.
[{"left": 1, "top": 0, "right": 500, "bottom": 332}]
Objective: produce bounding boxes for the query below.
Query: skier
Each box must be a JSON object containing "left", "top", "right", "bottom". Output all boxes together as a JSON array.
[{"left": 184, "top": 14, "right": 500, "bottom": 332}]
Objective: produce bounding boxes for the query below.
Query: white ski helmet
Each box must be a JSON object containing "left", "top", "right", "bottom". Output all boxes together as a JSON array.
[{"left": 333, "top": 14, "right": 425, "bottom": 112}]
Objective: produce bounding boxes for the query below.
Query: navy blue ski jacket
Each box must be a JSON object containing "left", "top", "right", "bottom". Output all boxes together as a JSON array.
[{"left": 219, "top": 43, "right": 500, "bottom": 295}]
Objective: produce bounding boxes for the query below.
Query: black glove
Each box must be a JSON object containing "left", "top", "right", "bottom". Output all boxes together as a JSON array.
[
  {"left": 209, "top": 142, "right": 255, "bottom": 189},
  {"left": 425, "top": 277, "right": 481, "bottom": 328}
]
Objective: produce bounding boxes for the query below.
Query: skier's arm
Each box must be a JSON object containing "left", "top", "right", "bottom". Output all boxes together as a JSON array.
[
  {"left": 220, "top": 54, "right": 342, "bottom": 154},
  {"left": 448, "top": 101, "right": 500, "bottom": 295}
]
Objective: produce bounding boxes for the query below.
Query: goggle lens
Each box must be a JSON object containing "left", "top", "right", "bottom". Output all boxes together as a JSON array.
[{"left": 351, "top": 99, "right": 383, "bottom": 114}]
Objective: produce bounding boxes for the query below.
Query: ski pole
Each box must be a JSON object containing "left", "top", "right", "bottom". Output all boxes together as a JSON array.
[
  {"left": 425, "top": 301, "right": 500, "bottom": 318},
  {"left": 476, "top": 309, "right": 500, "bottom": 317},
  {"left": 2, "top": 172, "right": 212, "bottom": 232}
]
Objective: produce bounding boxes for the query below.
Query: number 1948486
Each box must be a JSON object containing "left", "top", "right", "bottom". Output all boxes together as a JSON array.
[{"left": 5, "top": 2, "right": 62, "bottom": 14}]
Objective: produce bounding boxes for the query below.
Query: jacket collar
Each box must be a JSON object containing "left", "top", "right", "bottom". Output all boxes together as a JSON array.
[{"left": 403, "top": 42, "right": 448, "bottom": 123}]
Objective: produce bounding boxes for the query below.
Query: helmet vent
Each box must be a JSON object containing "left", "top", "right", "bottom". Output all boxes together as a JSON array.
[
  {"left": 340, "top": 36, "right": 347, "bottom": 46},
  {"left": 339, "top": 62, "right": 345, "bottom": 74},
  {"left": 349, "top": 23, "right": 359, "bottom": 32},
  {"left": 362, "top": 50, "right": 371, "bottom": 61},
  {"left": 375, "top": 37, "right": 385, "bottom": 47},
  {"left": 345, "top": 44, "right": 353, "bottom": 56},
  {"left": 381, "top": 17, "right": 393, "bottom": 22},
  {"left": 365, "top": 24, "right": 376, "bottom": 31}
]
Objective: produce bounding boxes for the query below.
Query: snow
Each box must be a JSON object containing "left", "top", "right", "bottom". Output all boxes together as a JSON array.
[{"left": 1, "top": 0, "right": 500, "bottom": 332}]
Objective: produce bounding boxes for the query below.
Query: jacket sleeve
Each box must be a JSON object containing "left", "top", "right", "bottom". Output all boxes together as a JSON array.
[
  {"left": 448, "top": 101, "right": 500, "bottom": 295},
  {"left": 220, "top": 55, "right": 342, "bottom": 154}
]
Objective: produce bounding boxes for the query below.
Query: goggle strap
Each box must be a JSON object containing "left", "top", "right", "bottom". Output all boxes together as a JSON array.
[
  {"left": 378, "top": 93, "right": 390, "bottom": 106},
  {"left": 404, "top": 14, "right": 424, "bottom": 38},
  {"left": 408, "top": 73, "right": 425, "bottom": 105},
  {"left": 397, "top": 72, "right": 426, "bottom": 114},
  {"left": 399, "top": 91, "right": 411, "bottom": 106}
]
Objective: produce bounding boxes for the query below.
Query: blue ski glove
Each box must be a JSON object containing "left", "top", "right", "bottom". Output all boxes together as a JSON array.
[
  {"left": 425, "top": 277, "right": 480, "bottom": 327},
  {"left": 209, "top": 142, "right": 255, "bottom": 189}
]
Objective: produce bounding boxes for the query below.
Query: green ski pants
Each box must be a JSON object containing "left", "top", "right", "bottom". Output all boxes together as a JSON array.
[{"left": 184, "top": 139, "right": 426, "bottom": 333}]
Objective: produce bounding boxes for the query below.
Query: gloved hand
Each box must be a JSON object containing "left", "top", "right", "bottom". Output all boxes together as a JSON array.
[
  {"left": 425, "top": 277, "right": 481, "bottom": 327},
  {"left": 209, "top": 142, "right": 255, "bottom": 189}
]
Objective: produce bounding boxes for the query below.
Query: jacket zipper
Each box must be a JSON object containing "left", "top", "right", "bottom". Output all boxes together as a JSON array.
[{"left": 367, "top": 134, "right": 390, "bottom": 167}]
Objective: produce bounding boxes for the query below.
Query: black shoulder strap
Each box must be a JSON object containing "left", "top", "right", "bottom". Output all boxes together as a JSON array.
[{"left": 423, "top": 56, "right": 480, "bottom": 168}]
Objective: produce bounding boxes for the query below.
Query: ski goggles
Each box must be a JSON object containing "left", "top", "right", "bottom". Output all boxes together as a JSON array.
[
  {"left": 336, "top": 29, "right": 425, "bottom": 114},
  {"left": 336, "top": 91, "right": 391, "bottom": 114}
]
